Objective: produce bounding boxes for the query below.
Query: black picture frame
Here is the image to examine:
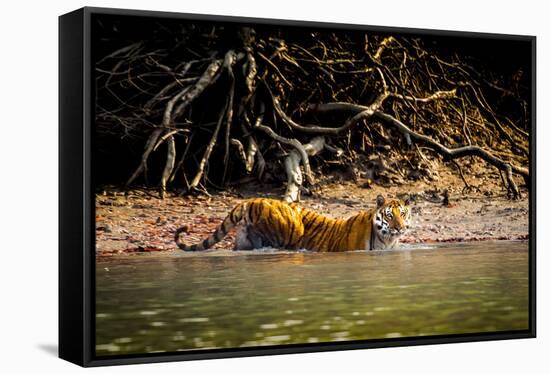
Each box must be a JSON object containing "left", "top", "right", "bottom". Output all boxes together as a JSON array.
[{"left": 59, "top": 6, "right": 536, "bottom": 367}]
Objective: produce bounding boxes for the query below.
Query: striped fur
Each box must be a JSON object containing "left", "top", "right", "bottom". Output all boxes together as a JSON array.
[{"left": 175, "top": 195, "right": 411, "bottom": 252}]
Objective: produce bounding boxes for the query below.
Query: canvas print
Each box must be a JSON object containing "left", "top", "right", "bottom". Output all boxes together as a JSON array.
[{"left": 92, "top": 13, "right": 532, "bottom": 357}]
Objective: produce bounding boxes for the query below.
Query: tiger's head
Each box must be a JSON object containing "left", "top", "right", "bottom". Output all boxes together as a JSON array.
[{"left": 374, "top": 195, "right": 411, "bottom": 242}]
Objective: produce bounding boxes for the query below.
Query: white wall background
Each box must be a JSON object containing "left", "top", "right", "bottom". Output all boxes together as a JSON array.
[{"left": 0, "top": 0, "right": 547, "bottom": 372}]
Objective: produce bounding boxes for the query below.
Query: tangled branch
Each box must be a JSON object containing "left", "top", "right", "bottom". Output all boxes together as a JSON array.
[{"left": 94, "top": 20, "right": 530, "bottom": 200}]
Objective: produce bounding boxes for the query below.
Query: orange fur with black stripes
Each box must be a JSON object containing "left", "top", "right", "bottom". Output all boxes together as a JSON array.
[{"left": 174, "top": 195, "right": 411, "bottom": 252}]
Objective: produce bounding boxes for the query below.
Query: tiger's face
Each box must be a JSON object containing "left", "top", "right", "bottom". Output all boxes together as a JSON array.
[{"left": 374, "top": 195, "right": 411, "bottom": 241}]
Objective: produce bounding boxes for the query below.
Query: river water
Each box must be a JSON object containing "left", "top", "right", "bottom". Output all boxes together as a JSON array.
[{"left": 95, "top": 241, "right": 529, "bottom": 356}]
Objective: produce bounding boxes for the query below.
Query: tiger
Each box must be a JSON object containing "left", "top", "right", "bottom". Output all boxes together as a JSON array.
[{"left": 174, "top": 195, "right": 411, "bottom": 252}]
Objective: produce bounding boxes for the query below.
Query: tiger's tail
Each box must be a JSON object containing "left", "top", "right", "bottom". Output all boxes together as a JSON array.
[{"left": 174, "top": 202, "right": 248, "bottom": 251}]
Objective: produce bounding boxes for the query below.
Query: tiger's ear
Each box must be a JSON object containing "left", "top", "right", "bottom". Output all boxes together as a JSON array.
[
  {"left": 376, "top": 195, "right": 385, "bottom": 208},
  {"left": 403, "top": 195, "right": 411, "bottom": 206}
]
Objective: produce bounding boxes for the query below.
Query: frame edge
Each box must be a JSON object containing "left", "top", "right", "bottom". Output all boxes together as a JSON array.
[
  {"left": 59, "top": 7, "right": 86, "bottom": 367},
  {"left": 64, "top": 6, "right": 537, "bottom": 367}
]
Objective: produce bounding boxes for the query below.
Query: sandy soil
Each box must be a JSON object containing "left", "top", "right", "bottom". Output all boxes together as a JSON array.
[{"left": 95, "top": 166, "right": 529, "bottom": 257}]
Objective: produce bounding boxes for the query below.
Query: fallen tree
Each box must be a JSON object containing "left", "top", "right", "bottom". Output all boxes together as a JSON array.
[{"left": 95, "top": 19, "right": 530, "bottom": 200}]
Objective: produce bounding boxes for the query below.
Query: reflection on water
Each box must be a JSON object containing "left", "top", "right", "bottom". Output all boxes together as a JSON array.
[{"left": 95, "top": 241, "right": 529, "bottom": 356}]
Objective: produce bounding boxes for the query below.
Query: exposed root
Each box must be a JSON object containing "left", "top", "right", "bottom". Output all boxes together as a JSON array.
[
  {"left": 308, "top": 101, "right": 527, "bottom": 200},
  {"left": 94, "top": 26, "right": 530, "bottom": 199},
  {"left": 189, "top": 98, "right": 228, "bottom": 189},
  {"left": 125, "top": 58, "right": 224, "bottom": 187},
  {"left": 283, "top": 136, "right": 326, "bottom": 202},
  {"left": 159, "top": 136, "right": 175, "bottom": 199}
]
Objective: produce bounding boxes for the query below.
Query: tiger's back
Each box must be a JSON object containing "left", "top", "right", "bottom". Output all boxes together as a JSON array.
[
  {"left": 238, "top": 198, "right": 305, "bottom": 249},
  {"left": 175, "top": 198, "right": 306, "bottom": 251}
]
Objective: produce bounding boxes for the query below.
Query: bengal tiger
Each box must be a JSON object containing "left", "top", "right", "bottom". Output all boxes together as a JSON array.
[{"left": 174, "top": 195, "right": 411, "bottom": 252}]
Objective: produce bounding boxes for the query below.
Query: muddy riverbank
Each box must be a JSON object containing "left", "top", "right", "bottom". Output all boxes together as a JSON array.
[{"left": 95, "top": 171, "right": 529, "bottom": 257}]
